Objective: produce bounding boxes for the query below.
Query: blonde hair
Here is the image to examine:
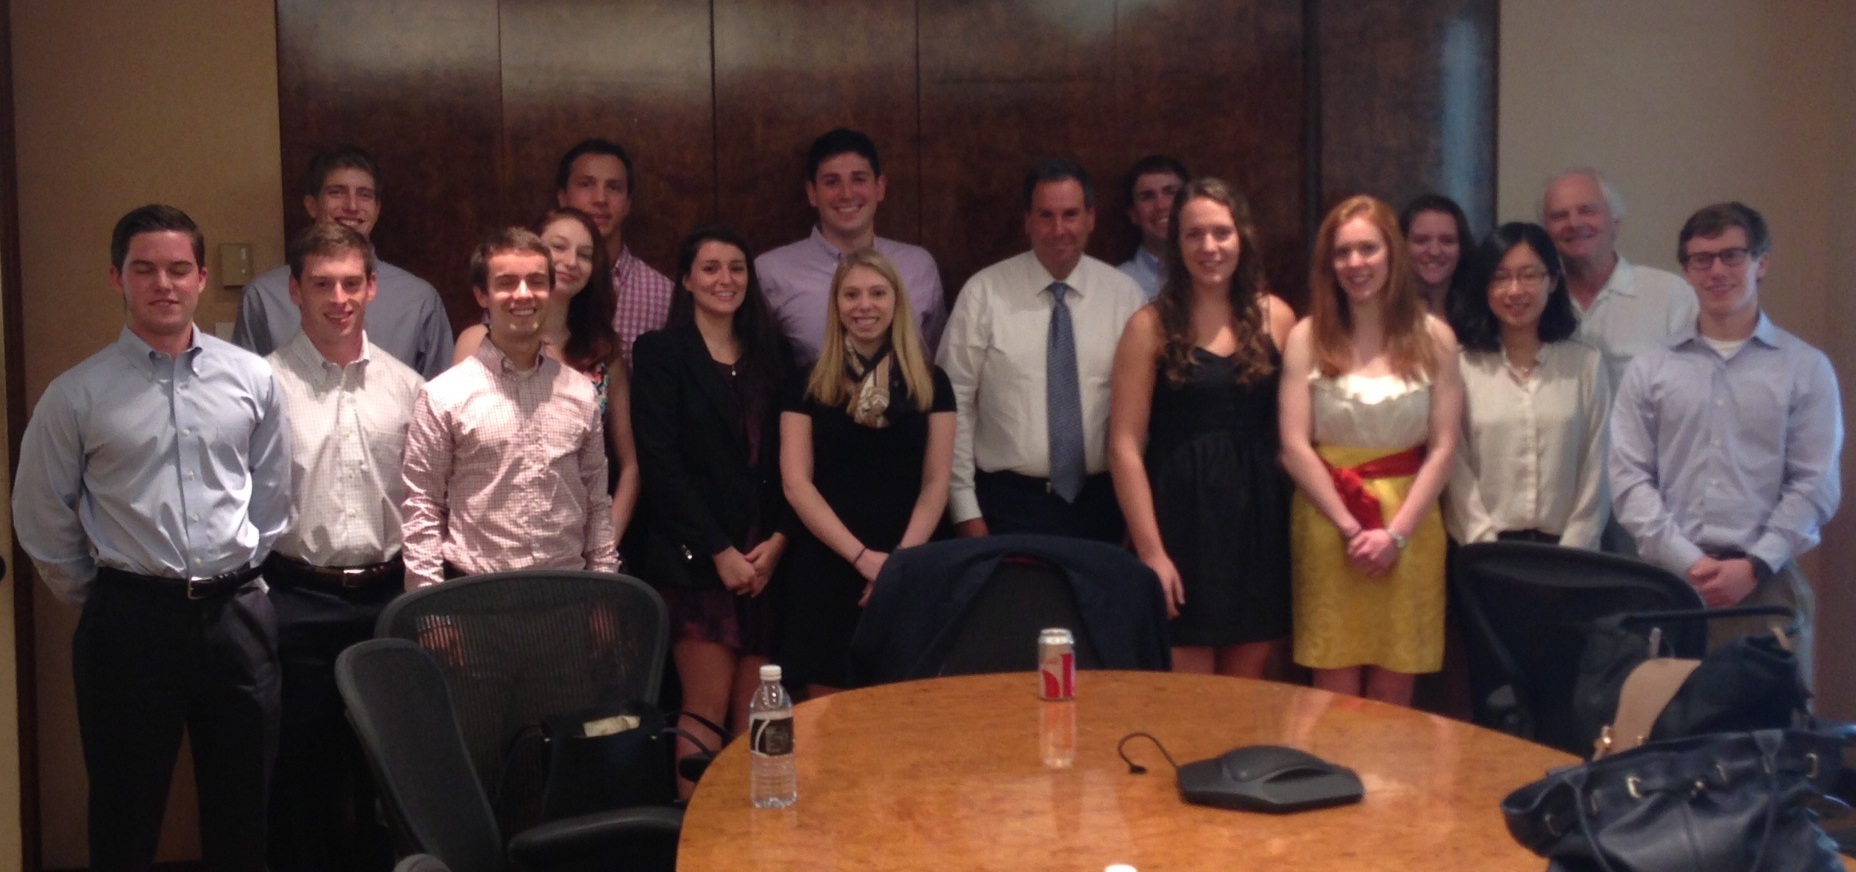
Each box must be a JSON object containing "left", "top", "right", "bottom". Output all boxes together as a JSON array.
[
  {"left": 1308, "top": 195, "right": 1436, "bottom": 381},
  {"left": 806, "top": 248, "right": 935, "bottom": 412}
]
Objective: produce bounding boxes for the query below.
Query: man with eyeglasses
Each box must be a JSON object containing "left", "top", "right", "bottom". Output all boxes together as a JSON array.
[
  {"left": 1609, "top": 202, "right": 1841, "bottom": 689},
  {"left": 1540, "top": 168, "right": 1698, "bottom": 390}
]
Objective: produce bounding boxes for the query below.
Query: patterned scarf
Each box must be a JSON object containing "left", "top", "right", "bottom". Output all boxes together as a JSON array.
[{"left": 844, "top": 338, "right": 900, "bottom": 428}]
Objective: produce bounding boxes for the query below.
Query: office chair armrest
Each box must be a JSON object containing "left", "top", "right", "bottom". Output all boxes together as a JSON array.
[{"left": 508, "top": 806, "right": 684, "bottom": 870}]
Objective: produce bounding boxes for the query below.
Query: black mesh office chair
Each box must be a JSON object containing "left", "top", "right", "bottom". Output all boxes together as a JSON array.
[
  {"left": 1452, "top": 542, "right": 1705, "bottom": 755},
  {"left": 337, "top": 639, "right": 681, "bottom": 872},
  {"left": 370, "top": 570, "right": 682, "bottom": 869}
]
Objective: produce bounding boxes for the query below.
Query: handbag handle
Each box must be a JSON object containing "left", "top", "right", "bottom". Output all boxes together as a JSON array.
[{"left": 1610, "top": 604, "right": 1798, "bottom": 630}]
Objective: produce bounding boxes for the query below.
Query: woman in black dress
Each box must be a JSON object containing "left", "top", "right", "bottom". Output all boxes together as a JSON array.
[
  {"left": 631, "top": 226, "right": 793, "bottom": 783},
  {"left": 778, "top": 248, "right": 955, "bottom": 696},
  {"left": 1108, "top": 178, "right": 1296, "bottom": 677}
]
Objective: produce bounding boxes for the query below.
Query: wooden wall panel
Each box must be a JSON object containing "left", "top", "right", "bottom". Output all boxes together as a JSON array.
[
  {"left": 275, "top": 0, "right": 504, "bottom": 331},
  {"left": 713, "top": 0, "right": 921, "bottom": 257},
  {"left": 918, "top": 0, "right": 1123, "bottom": 296},
  {"left": 1113, "top": 0, "right": 1308, "bottom": 302},
  {"left": 274, "top": 0, "right": 1498, "bottom": 324},
  {"left": 1315, "top": 0, "right": 1499, "bottom": 234},
  {"left": 500, "top": 0, "right": 715, "bottom": 278}
]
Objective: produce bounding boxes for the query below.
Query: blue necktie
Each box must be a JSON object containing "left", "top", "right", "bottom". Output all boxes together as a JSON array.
[{"left": 1046, "top": 282, "right": 1085, "bottom": 503}]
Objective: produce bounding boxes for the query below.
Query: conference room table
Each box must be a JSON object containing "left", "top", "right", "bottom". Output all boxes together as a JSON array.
[{"left": 679, "top": 671, "right": 1591, "bottom": 870}]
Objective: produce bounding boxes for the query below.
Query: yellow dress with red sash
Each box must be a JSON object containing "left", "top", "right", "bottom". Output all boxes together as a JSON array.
[{"left": 1291, "top": 372, "right": 1446, "bottom": 673}]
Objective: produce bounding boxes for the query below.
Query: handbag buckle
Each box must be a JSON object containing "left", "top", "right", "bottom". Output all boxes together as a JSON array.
[{"left": 1626, "top": 775, "right": 1643, "bottom": 799}]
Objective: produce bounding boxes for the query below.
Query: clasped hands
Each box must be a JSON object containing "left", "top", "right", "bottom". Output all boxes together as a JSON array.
[
  {"left": 1685, "top": 555, "right": 1757, "bottom": 608},
  {"left": 1342, "top": 525, "right": 1402, "bottom": 578}
]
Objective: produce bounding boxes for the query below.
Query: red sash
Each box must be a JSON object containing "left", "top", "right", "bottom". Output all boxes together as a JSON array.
[{"left": 1322, "top": 445, "right": 1426, "bottom": 531}]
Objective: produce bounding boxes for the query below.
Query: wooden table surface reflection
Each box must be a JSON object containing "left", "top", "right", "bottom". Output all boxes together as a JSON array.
[{"left": 678, "top": 671, "right": 1584, "bottom": 870}]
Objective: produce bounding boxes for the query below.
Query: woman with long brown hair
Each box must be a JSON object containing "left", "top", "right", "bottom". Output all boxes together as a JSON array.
[
  {"left": 1277, "top": 195, "right": 1463, "bottom": 706},
  {"left": 1108, "top": 178, "right": 1295, "bottom": 677}
]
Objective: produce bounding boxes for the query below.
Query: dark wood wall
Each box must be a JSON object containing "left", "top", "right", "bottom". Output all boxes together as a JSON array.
[{"left": 276, "top": 0, "right": 1496, "bottom": 332}]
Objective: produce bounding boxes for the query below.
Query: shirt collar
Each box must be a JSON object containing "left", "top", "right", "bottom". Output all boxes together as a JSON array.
[
  {"left": 474, "top": 335, "right": 549, "bottom": 378},
  {"left": 1027, "top": 252, "right": 1085, "bottom": 298},
  {"left": 282, "top": 329, "right": 373, "bottom": 376},
  {"left": 806, "top": 224, "right": 887, "bottom": 260},
  {"left": 116, "top": 323, "right": 203, "bottom": 374},
  {"left": 610, "top": 245, "right": 639, "bottom": 282},
  {"left": 1599, "top": 255, "right": 1640, "bottom": 299},
  {"left": 1136, "top": 247, "right": 1163, "bottom": 273},
  {"left": 1670, "top": 311, "right": 1780, "bottom": 350}
]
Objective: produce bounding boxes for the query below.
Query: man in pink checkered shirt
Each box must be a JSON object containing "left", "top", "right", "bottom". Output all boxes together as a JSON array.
[
  {"left": 400, "top": 227, "right": 618, "bottom": 588},
  {"left": 555, "top": 137, "right": 674, "bottom": 372}
]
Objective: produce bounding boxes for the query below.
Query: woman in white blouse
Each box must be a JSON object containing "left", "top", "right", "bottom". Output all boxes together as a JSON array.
[{"left": 1444, "top": 222, "right": 1609, "bottom": 548}]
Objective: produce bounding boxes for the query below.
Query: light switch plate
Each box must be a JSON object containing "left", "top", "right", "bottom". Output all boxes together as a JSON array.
[{"left": 220, "top": 243, "right": 253, "bottom": 286}]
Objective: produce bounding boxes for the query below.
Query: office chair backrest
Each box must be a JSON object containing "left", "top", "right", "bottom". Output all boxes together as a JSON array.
[
  {"left": 1452, "top": 542, "right": 1705, "bottom": 755},
  {"left": 336, "top": 639, "right": 504, "bottom": 872},
  {"left": 847, "top": 534, "right": 1169, "bottom": 686},
  {"left": 375, "top": 571, "right": 670, "bottom": 834},
  {"left": 938, "top": 556, "right": 1104, "bottom": 675}
]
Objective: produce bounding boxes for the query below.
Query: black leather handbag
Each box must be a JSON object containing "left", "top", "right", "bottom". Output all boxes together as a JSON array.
[
  {"left": 1572, "top": 605, "right": 1808, "bottom": 759},
  {"left": 1501, "top": 728, "right": 1848, "bottom": 872}
]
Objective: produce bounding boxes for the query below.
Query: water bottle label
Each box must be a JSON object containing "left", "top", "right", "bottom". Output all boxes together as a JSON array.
[{"left": 752, "top": 715, "right": 793, "bottom": 756}]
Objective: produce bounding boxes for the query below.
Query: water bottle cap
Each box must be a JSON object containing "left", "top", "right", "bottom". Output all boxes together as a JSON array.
[{"left": 760, "top": 664, "right": 783, "bottom": 681}]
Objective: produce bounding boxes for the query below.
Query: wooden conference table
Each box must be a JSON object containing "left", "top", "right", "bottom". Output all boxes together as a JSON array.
[{"left": 679, "top": 671, "right": 1585, "bottom": 870}]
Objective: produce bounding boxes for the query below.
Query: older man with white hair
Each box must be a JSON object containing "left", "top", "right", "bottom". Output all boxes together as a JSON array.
[{"left": 1540, "top": 168, "right": 1698, "bottom": 389}]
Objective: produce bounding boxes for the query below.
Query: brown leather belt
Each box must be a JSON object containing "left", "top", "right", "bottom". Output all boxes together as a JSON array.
[
  {"left": 96, "top": 563, "right": 263, "bottom": 601},
  {"left": 263, "top": 552, "right": 403, "bottom": 591}
]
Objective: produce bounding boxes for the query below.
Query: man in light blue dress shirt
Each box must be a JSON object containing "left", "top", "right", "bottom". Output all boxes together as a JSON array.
[
  {"left": 1610, "top": 202, "right": 1841, "bottom": 688},
  {"left": 234, "top": 145, "right": 455, "bottom": 379},
  {"left": 1116, "top": 155, "right": 1188, "bottom": 301},
  {"left": 14, "top": 205, "right": 292, "bottom": 871}
]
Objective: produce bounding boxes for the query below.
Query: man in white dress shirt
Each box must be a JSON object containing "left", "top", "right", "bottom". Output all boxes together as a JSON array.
[
  {"left": 1541, "top": 168, "right": 1697, "bottom": 554},
  {"left": 263, "top": 222, "right": 422, "bottom": 872},
  {"left": 939, "top": 158, "right": 1144, "bottom": 542},
  {"left": 1540, "top": 167, "right": 1698, "bottom": 389}
]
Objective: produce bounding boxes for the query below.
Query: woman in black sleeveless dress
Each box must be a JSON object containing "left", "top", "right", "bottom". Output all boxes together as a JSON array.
[{"left": 1109, "top": 178, "right": 1296, "bottom": 676}]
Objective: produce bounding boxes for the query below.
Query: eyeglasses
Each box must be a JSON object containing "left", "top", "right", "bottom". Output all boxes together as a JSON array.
[
  {"left": 1489, "top": 268, "right": 1549, "bottom": 289},
  {"left": 1680, "top": 247, "right": 1751, "bottom": 270}
]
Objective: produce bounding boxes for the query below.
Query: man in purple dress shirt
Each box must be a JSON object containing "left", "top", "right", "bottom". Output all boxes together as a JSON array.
[
  {"left": 1609, "top": 202, "right": 1841, "bottom": 688},
  {"left": 756, "top": 127, "right": 945, "bottom": 363},
  {"left": 555, "top": 137, "right": 674, "bottom": 371}
]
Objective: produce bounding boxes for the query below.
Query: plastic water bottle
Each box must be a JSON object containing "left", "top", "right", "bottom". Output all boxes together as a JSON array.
[{"left": 749, "top": 664, "right": 796, "bottom": 808}]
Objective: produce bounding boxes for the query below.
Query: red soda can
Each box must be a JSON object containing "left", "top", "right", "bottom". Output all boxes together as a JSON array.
[{"left": 1038, "top": 628, "right": 1076, "bottom": 700}]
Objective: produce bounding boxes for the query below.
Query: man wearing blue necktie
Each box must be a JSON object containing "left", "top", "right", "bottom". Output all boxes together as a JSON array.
[{"left": 939, "top": 159, "right": 1144, "bottom": 542}]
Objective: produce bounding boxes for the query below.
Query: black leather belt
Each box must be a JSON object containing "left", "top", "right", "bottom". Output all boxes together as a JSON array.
[
  {"left": 1496, "top": 529, "right": 1559, "bottom": 544},
  {"left": 978, "top": 469, "right": 1109, "bottom": 495},
  {"left": 263, "top": 552, "right": 403, "bottom": 590},
  {"left": 96, "top": 563, "right": 263, "bottom": 601}
]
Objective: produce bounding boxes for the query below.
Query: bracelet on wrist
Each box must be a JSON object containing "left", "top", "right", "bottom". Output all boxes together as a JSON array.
[{"left": 852, "top": 546, "right": 868, "bottom": 565}]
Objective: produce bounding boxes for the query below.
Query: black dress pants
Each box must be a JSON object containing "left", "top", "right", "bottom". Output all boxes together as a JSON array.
[
  {"left": 267, "top": 576, "right": 401, "bottom": 872},
  {"left": 73, "top": 580, "right": 280, "bottom": 872},
  {"left": 975, "top": 470, "right": 1125, "bottom": 544}
]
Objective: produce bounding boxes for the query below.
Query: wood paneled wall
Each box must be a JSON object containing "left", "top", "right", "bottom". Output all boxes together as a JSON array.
[{"left": 277, "top": 0, "right": 1495, "bottom": 330}]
